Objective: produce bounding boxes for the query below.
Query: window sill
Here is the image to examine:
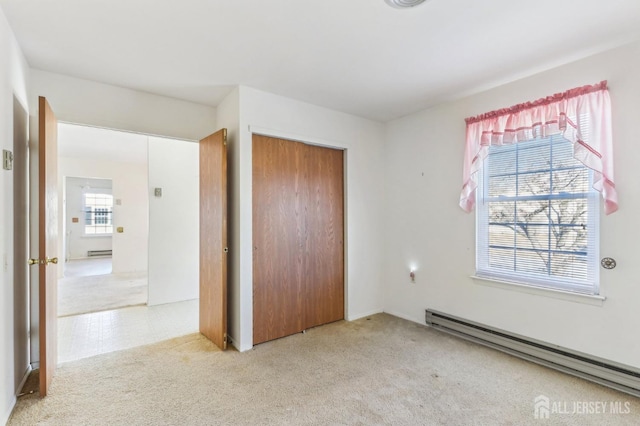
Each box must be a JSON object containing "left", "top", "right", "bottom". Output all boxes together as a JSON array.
[{"left": 470, "top": 275, "right": 606, "bottom": 306}]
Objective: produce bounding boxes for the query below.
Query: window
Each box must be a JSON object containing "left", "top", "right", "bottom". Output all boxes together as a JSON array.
[
  {"left": 461, "top": 82, "right": 616, "bottom": 295},
  {"left": 476, "top": 133, "right": 599, "bottom": 294},
  {"left": 84, "top": 193, "right": 113, "bottom": 235}
]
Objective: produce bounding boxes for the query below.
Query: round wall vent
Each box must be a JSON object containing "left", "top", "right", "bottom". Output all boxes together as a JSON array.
[{"left": 384, "top": 0, "right": 428, "bottom": 8}]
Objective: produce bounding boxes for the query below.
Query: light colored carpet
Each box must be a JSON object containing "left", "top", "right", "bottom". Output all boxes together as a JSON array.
[
  {"left": 58, "top": 272, "right": 148, "bottom": 317},
  {"left": 64, "top": 257, "right": 113, "bottom": 278},
  {"left": 9, "top": 314, "right": 640, "bottom": 425}
]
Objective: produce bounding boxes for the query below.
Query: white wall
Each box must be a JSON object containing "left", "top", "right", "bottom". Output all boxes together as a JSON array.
[
  {"left": 64, "top": 177, "right": 113, "bottom": 261},
  {"left": 383, "top": 41, "right": 640, "bottom": 368},
  {"left": 0, "top": 7, "right": 29, "bottom": 425},
  {"left": 229, "top": 86, "right": 386, "bottom": 351},
  {"left": 147, "top": 136, "right": 200, "bottom": 306},
  {"left": 59, "top": 157, "right": 149, "bottom": 275},
  {"left": 29, "top": 69, "right": 216, "bottom": 141}
]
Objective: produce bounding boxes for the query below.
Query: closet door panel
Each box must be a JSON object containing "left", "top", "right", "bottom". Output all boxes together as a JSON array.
[
  {"left": 303, "top": 144, "right": 344, "bottom": 329},
  {"left": 252, "top": 135, "right": 305, "bottom": 344}
]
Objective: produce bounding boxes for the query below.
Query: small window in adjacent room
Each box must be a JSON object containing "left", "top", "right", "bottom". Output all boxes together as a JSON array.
[
  {"left": 84, "top": 192, "right": 113, "bottom": 235},
  {"left": 476, "top": 132, "right": 599, "bottom": 294}
]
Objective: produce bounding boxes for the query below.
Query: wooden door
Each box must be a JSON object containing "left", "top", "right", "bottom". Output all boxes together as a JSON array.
[
  {"left": 253, "top": 135, "right": 344, "bottom": 345},
  {"left": 199, "top": 129, "right": 228, "bottom": 350},
  {"left": 252, "top": 136, "right": 305, "bottom": 344},
  {"left": 38, "top": 96, "right": 59, "bottom": 396},
  {"left": 302, "top": 144, "right": 344, "bottom": 330}
]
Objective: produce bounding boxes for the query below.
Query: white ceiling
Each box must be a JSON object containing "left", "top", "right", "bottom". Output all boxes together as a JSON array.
[
  {"left": 2, "top": 0, "right": 640, "bottom": 121},
  {"left": 58, "top": 123, "right": 148, "bottom": 164}
]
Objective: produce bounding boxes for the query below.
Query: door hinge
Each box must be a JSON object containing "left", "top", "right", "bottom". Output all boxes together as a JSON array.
[
  {"left": 223, "top": 333, "right": 228, "bottom": 350},
  {"left": 223, "top": 128, "right": 227, "bottom": 146}
]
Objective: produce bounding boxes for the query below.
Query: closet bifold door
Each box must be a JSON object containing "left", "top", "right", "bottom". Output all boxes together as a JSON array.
[
  {"left": 252, "top": 135, "right": 344, "bottom": 345},
  {"left": 253, "top": 135, "right": 305, "bottom": 345},
  {"left": 301, "top": 143, "right": 344, "bottom": 330}
]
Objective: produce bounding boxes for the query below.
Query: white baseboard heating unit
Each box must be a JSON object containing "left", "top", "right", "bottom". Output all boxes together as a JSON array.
[
  {"left": 425, "top": 309, "right": 640, "bottom": 397},
  {"left": 87, "top": 250, "right": 112, "bottom": 257}
]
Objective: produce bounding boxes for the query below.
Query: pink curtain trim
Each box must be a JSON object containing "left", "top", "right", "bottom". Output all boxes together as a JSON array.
[
  {"left": 460, "top": 81, "right": 618, "bottom": 215},
  {"left": 465, "top": 81, "right": 608, "bottom": 124}
]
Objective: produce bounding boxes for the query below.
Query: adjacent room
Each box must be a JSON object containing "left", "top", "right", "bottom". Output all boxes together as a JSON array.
[
  {"left": 2, "top": 0, "right": 640, "bottom": 424},
  {"left": 55, "top": 123, "right": 200, "bottom": 364},
  {"left": 57, "top": 123, "right": 150, "bottom": 319}
]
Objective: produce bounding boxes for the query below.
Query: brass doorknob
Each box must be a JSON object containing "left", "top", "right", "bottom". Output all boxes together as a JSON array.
[
  {"left": 28, "top": 258, "right": 39, "bottom": 265},
  {"left": 46, "top": 257, "right": 58, "bottom": 265}
]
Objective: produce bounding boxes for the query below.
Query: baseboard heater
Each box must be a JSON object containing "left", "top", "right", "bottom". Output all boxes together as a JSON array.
[
  {"left": 87, "top": 250, "right": 112, "bottom": 257},
  {"left": 425, "top": 309, "right": 640, "bottom": 398}
]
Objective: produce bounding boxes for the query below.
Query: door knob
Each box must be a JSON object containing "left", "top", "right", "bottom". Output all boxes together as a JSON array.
[
  {"left": 46, "top": 257, "right": 58, "bottom": 265},
  {"left": 28, "top": 258, "right": 40, "bottom": 265}
]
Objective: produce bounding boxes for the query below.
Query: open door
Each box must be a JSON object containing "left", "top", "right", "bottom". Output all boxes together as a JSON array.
[
  {"left": 199, "top": 129, "right": 228, "bottom": 349},
  {"left": 35, "top": 96, "right": 59, "bottom": 396}
]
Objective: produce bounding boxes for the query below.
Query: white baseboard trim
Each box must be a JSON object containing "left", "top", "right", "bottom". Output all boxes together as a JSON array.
[
  {"left": 346, "top": 308, "right": 384, "bottom": 321},
  {"left": 382, "top": 309, "right": 424, "bottom": 325},
  {"left": 2, "top": 395, "right": 17, "bottom": 426},
  {"left": 30, "top": 361, "right": 39, "bottom": 370}
]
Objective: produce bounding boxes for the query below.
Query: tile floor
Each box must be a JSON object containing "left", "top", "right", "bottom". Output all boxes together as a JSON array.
[
  {"left": 57, "top": 257, "right": 198, "bottom": 364},
  {"left": 58, "top": 299, "right": 199, "bottom": 364}
]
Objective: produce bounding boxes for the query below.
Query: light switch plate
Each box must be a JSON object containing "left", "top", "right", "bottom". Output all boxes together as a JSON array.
[
  {"left": 2, "top": 150, "right": 13, "bottom": 170},
  {"left": 154, "top": 188, "right": 162, "bottom": 197}
]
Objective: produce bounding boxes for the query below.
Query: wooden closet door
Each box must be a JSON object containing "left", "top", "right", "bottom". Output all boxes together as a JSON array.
[
  {"left": 302, "top": 144, "right": 344, "bottom": 329},
  {"left": 253, "top": 134, "right": 344, "bottom": 345},
  {"left": 253, "top": 135, "right": 305, "bottom": 345}
]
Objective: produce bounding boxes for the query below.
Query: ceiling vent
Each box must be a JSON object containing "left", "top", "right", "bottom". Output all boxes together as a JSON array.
[{"left": 384, "top": 0, "right": 428, "bottom": 8}]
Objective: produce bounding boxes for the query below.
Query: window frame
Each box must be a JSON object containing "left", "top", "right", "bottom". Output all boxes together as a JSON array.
[
  {"left": 82, "top": 190, "right": 114, "bottom": 236},
  {"left": 475, "top": 134, "right": 600, "bottom": 295}
]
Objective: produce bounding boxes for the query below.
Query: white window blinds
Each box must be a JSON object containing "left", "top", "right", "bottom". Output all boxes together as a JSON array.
[{"left": 476, "top": 133, "right": 599, "bottom": 295}]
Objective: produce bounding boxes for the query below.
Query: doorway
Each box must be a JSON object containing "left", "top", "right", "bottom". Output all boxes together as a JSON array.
[{"left": 55, "top": 123, "right": 200, "bottom": 363}]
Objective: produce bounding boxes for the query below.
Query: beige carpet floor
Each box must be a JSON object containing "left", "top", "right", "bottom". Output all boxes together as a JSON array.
[
  {"left": 58, "top": 272, "right": 148, "bottom": 317},
  {"left": 9, "top": 314, "right": 640, "bottom": 425}
]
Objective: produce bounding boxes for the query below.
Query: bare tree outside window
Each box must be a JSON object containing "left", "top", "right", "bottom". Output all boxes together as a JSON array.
[{"left": 482, "top": 135, "right": 592, "bottom": 282}]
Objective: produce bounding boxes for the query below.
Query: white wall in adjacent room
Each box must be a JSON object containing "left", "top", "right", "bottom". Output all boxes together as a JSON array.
[
  {"left": 59, "top": 157, "right": 149, "bottom": 275},
  {"left": 147, "top": 136, "right": 200, "bottom": 306},
  {"left": 382, "top": 41, "right": 640, "bottom": 368}
]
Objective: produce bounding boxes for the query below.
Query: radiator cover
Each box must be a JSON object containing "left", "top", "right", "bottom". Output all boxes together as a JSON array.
[{"left": 425, "top": 309, "right": 640, "bottom": 398}]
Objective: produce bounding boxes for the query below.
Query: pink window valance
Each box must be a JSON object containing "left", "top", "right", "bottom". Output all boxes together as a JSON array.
[{"left": 459, "top": 80, "right": 618, "bottom": 215}]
